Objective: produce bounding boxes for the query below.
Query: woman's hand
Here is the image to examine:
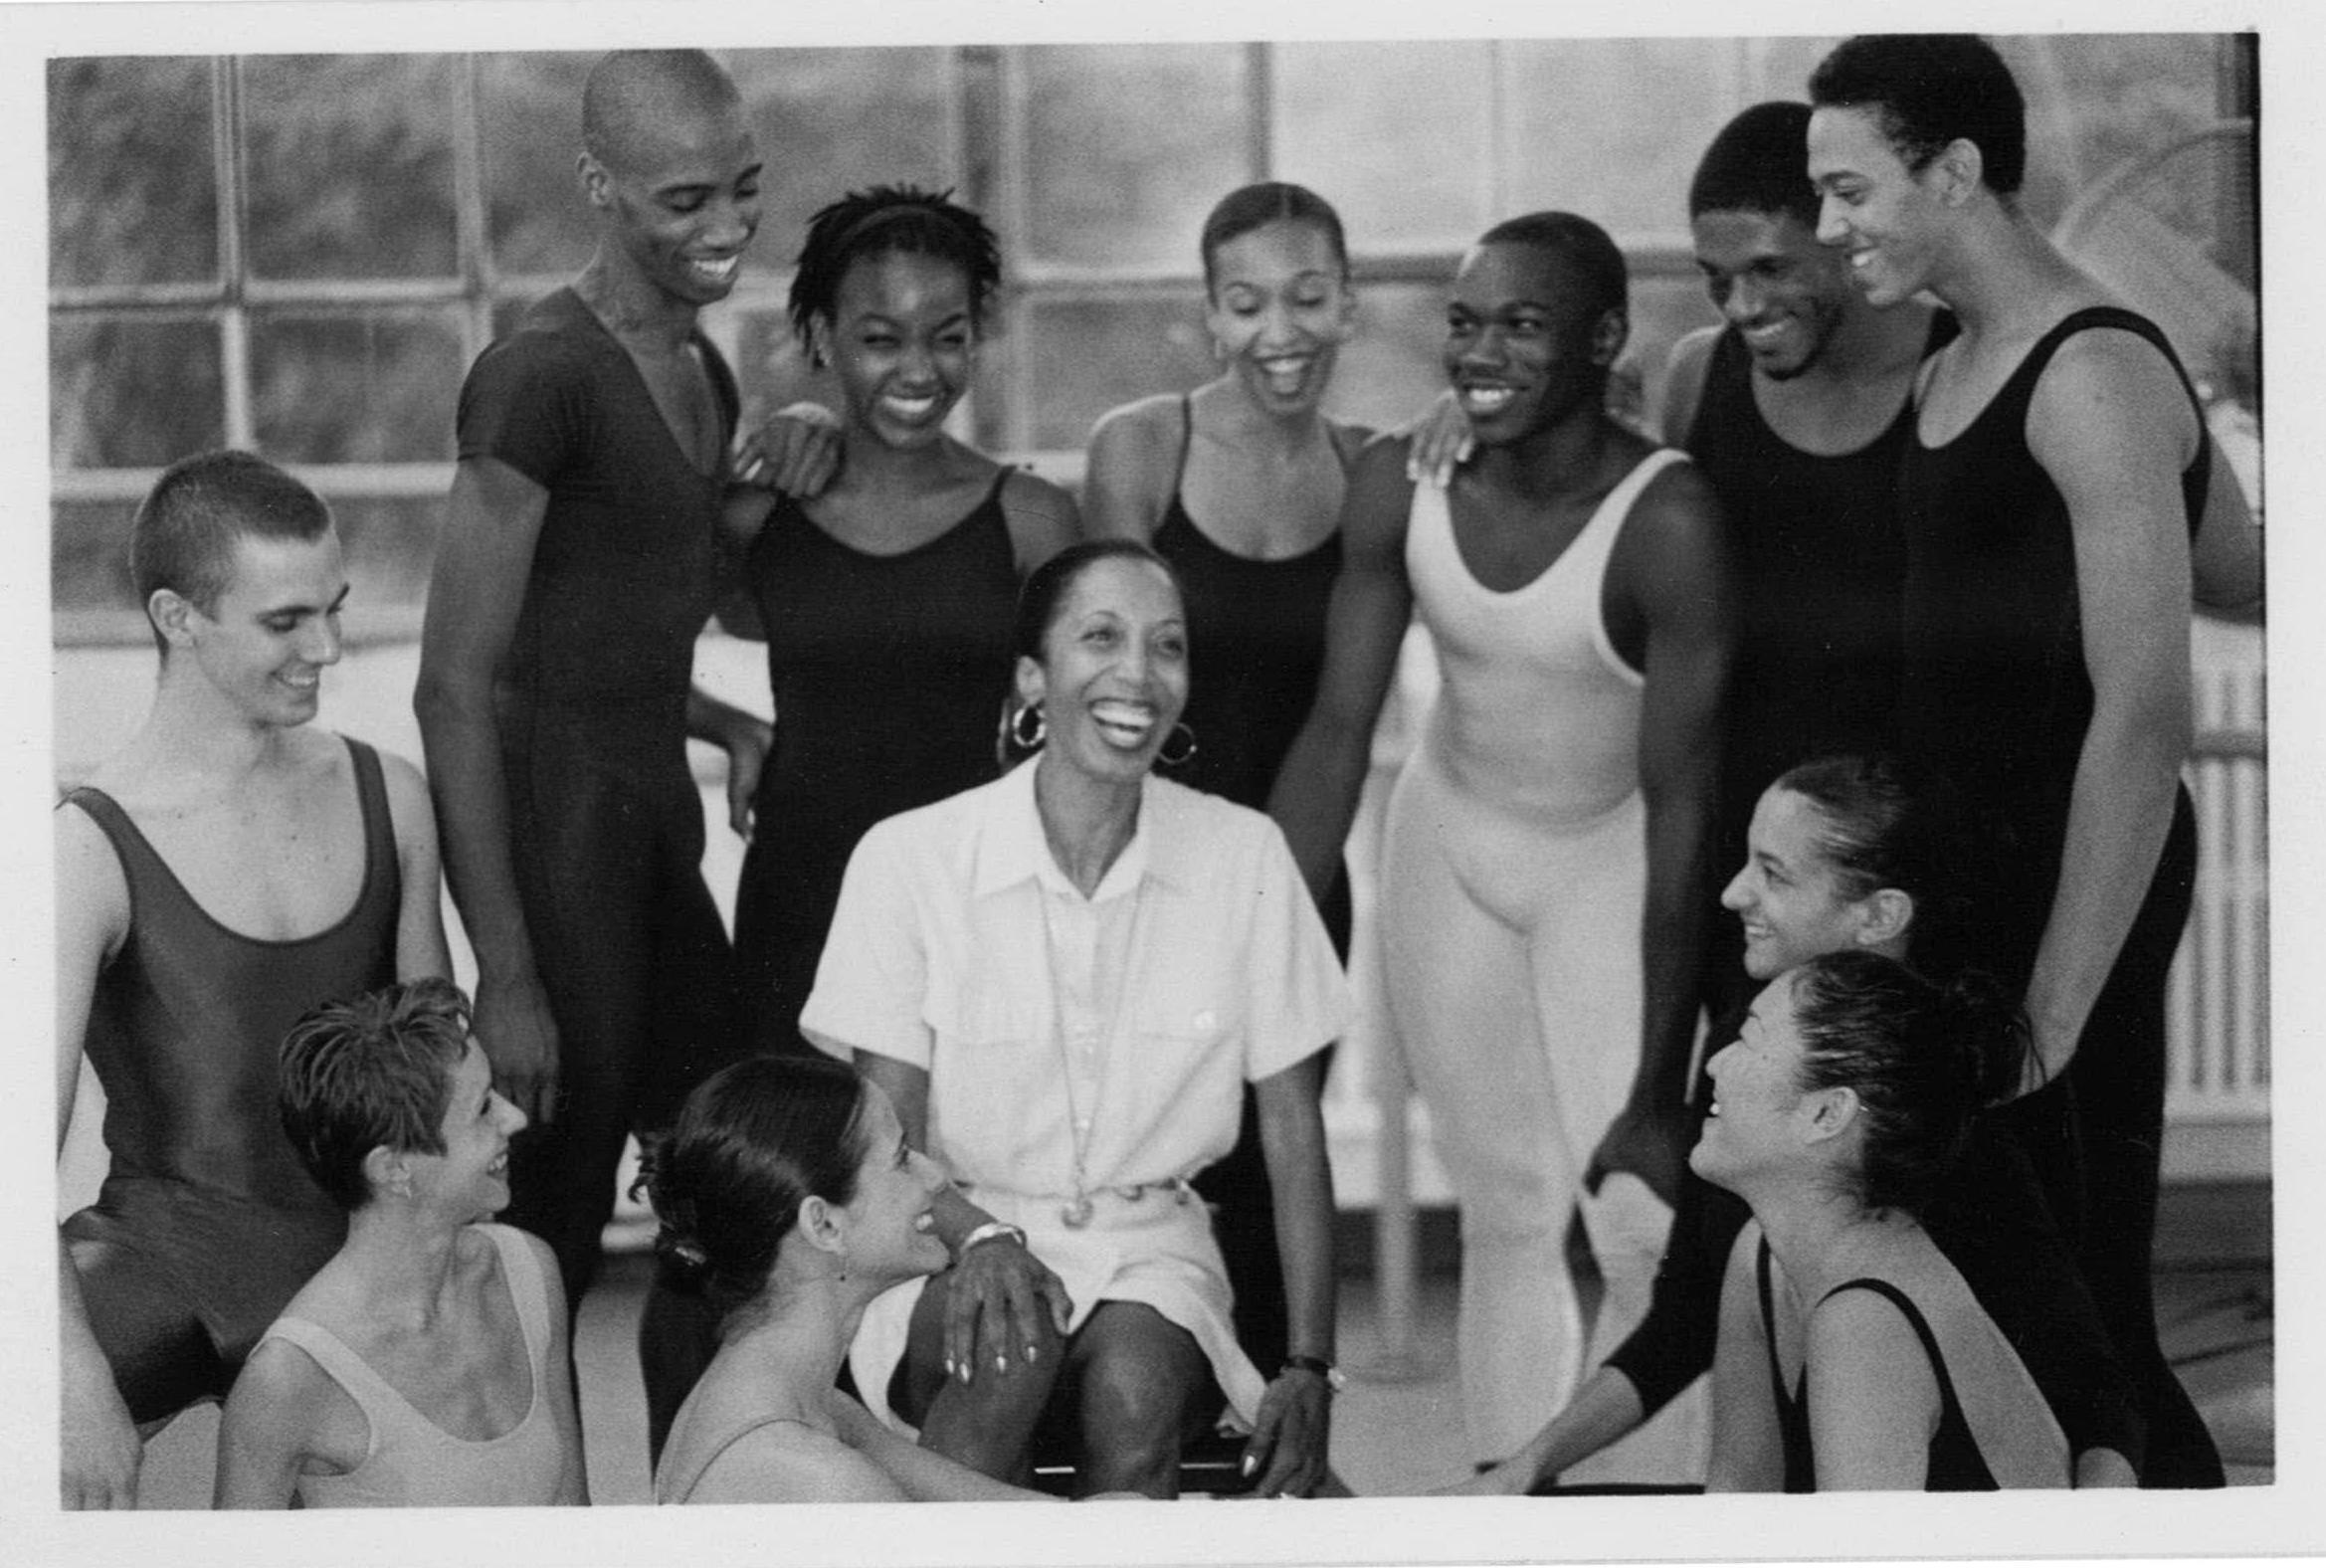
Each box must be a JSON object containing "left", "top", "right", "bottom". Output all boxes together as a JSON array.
[
  {"left": 734, "top": 403, "right": 845, "bottom": 498},
  {"left": 943, "top": 1234, "right": 1072, "bottom": 1385},
  {"left": 1401, "top": 389, "right": 1473, "bottom": 488},
  {"left": 1239, "top": 1369, "right": 1332, "bottom": 1497}
]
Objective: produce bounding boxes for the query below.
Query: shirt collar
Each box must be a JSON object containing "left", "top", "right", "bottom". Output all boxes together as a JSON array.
[{"left": 972, "top": 757, "right": 1185, "bottom": 902}]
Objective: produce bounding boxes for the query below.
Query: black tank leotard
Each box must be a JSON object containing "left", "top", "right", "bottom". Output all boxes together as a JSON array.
[
  {"left": 1758, "top": 1240, "right": 1997, "bottom": 1492},
  {"left": 1148, "top": 394, "right": 1352, "bottom": 1373},
  {"left": 1684, "top": 313, "right": 1956, "bottom": 1021},
  {"left": 60, "top": 736, "right": 397, "bottom": 1423},
  {"left": 733, "top": 471, "right": 1021, "bottom": 1057},
  {"left": 1896, "top": 305, "right": 2219, "bottom": 1487}
]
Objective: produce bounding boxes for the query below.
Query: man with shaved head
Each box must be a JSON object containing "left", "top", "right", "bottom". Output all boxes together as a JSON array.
[{"left": 417, "top": 49, "right": 773, "bottom": 1447}]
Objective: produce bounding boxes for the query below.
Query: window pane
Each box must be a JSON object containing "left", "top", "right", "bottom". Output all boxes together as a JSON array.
[
  {"left": 1019, "top": 292, "right": 1209, "bottom": 451},
  {"left": 478, "top": 52, "right": 597, "bottom": 280},
  {"left": 728, "top": 48, "right": 958, "bottom": 248},
  {"left": 53, "top": 498, "right": 139, "bottom": 615},
  {"left": 1273, "top": 42, "right": 1494, "bottom": 252},
  {"left": 1503, "top": 39, "right": 1744, "bottom": 241},
  {"left": 51, "top": 315, "right": 225, "bottom": 469},
  {"left": 334, "top": 495, "right": 449, "bottom": 614},
  {"left": 1022, "top": 45, "right": 1248, "bottom": 271},
  {"left": 251, "top": 309, "right": 467, "bottom": 464},
  {"left": 244, "top": 55, "right": 460, "bottom": 280},
  {"left": 49, "top": 58, "right": 220, "bottom": 289},
  {"left": 1628, "top": 269, "right": 1723, "bottom": 430},
  {"left": 1319, "top": 281, "right": 1448, "bottom": 436}
]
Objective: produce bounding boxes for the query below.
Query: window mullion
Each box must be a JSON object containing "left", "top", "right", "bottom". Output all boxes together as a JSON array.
[
  {"left": 217, "top": 57, "right": 254, "bottom": 451},
  {"left": 452, "top": 53, "right": 495, "bottom": 366}
]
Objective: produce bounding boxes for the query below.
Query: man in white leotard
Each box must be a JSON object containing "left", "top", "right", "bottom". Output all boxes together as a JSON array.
[{"left": 1271, "top": 213, "right": 1734, "bottom": 1474}]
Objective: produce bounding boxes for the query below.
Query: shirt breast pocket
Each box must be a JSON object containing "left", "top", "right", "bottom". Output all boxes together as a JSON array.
[{"left": 925, "top": 993, "right": 1052, "bottom": 1183}]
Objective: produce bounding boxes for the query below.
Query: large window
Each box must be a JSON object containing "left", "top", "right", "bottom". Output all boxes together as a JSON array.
[{"left": 49, "top": 37, "right": 2251, "bottom": 642}]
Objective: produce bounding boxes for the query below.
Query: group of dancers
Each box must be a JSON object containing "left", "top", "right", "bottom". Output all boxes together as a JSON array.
[{"left": 55, "top": 35, "right": 2260, "bottom": 1509}]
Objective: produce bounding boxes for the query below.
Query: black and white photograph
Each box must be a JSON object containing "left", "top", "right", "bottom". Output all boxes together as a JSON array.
[{"left": 5, "top": 1, "right": 2310, "bottom": 1562}]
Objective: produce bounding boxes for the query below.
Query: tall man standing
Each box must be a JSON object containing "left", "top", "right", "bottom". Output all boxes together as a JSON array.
[
  {"left": 416, "top": 50, "right": 772, "bottom": 1447},
  {"left": 1807, "top": 33, "right": 2234, "bottom": 1485}
]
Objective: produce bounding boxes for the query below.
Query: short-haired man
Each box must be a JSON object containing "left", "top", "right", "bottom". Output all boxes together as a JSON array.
[
  {"left": 415, "top": 49, "right": 774, "bottom": 1454},
  {"left": 1806, "top": 33, "right": 2235, "bottom": 1486},
  {"left": 56, "top": 450, "right": 450, "bottom": 1506},
  {"left": 1271, "top": 213, "right": 1734, "bottom": 1473}
]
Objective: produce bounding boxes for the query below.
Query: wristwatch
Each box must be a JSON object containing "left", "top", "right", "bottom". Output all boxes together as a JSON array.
[
  {"left": 1281, "top": 1353, "right": 1347, "bottom": 1393},
  {"left": 954, "top": 1220, "right": 1028, "bottom": 1261}
]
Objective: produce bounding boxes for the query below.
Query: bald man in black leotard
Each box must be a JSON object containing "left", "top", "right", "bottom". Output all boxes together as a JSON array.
[{"left": 416, "top": 51, "right": 775, "bottom": 1440}]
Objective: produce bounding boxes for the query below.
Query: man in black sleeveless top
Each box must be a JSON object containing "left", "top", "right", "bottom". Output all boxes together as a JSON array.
[
  {"left": 1656, "top": 100, "right": 1952, "bottom": 1033},
  {"left": 416, "top": 51, "right": 775, "bottom": 1454},
  {"left": 56, "top": 452, "right": 449, "bottom": 1506},
  {"left": 1808, "top": 34, "right": 2246, "bottom": 1487}
]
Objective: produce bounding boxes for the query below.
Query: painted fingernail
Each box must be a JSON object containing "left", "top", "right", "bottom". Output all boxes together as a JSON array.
[
  {"left": 1241, "top": 1455, "right": 1257, "bottom": 1477},
  {"left": 996, "top": 1355, "right": 1009, "bottom": 1373},
  {"left": 1025, "top": 1344, "right": 1039, "bottom": 1363}
]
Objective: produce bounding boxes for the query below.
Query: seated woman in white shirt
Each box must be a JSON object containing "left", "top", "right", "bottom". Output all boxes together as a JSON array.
[
  {"left": 647, "top": 1054, "right": 1065, "bottom": 1503},
  {"left": 801, "top": 539, "right": 1349, "bottom": 1498}
]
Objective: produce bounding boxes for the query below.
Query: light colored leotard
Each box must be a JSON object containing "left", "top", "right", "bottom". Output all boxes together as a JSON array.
[
  {"left": 1382, "top": 447, "right": 1704, "bottom": 1478},
  {"left": 256, "top": 1224, "right": 567, "bottom": 1507}
]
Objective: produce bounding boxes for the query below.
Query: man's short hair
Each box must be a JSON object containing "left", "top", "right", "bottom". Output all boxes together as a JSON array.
[
  {"left": 279, "top": 979, "right": 474, "bottom": 1211},
  {"left": 581, "top": 50, "right": 742, "bottom": 172},
  {"left": 1689, "top": 101, "right": 1820, "bottom": 228},
  {"left": 1809, "top": 35, "right": 2027, "bottom": 197},
  {"left": 128, "top": 449, "right": 332, "bottom": 650},
  {"left": 1476, "top": 210, "right": 1630, "bottom": 325}
]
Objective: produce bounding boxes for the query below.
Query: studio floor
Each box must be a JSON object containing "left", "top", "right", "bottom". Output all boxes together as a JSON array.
[{"left": 127, "top": 1186, "right": 2272, "bottom": 1506}]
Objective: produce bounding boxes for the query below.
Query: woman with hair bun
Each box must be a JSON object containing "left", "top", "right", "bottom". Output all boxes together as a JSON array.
[
  {"left": 1694, "top": 951, "right": 2069, "bottom": 1490},
  {"left": 726, "top": 184, "right": 1079, "bottom": 1063},
  {"left": 647, "top": 1054, "right": 1063, "bottom": 1503}
]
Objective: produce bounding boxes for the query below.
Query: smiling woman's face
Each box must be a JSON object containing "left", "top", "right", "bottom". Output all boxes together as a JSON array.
[
  {"left": 1018, "top": 554, "right": 1190, "bottom": 790},
  {"left": 833, "top": 1083, "right": 951, "bottom": 1282}
]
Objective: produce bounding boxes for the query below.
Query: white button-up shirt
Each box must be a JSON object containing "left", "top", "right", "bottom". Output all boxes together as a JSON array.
[{"left": 801, "top": 759, "right": 1347, "bottom": 1197}]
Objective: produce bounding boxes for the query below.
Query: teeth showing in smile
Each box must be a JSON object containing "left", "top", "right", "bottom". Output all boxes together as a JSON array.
[
  {"left": 688, "top": 256, "right": 740, "bottom": 285},
  {"left": 913, "top": 1212, "right": 935, "bottom": 1233},
  {"left": 880, "top": 393, "right": 941, "bottom": 422},
  {"left": 1257, "top": 354, "right": 1312, "bottom": 396},
  {"left": 1459, "top": 386, "right": 1514, "bottom": 417},
  {"left": 1090, "top": 699, "right": 1156, "bottom": 747}
]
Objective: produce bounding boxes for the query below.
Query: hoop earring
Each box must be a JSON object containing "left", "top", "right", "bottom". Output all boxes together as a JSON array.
[
  {"left": 1158, "top": 721, "right": 1198, "bottom": 767},
  {"left": 1010, "top": 701, "right": 1047, "bottom": 751}
]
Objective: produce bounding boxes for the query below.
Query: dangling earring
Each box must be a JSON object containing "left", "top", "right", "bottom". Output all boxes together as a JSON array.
[
  {"left": 1010, "top": 701, "right": 1048, "bottom": 751},
  {"left": 1158, "top": 720, "right": 1198, "bottom": 767}
]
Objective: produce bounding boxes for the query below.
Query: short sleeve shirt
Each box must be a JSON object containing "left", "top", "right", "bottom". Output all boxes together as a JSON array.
[{"left": 801, "top": 760, "right": 1348, "bottom": 1195}]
